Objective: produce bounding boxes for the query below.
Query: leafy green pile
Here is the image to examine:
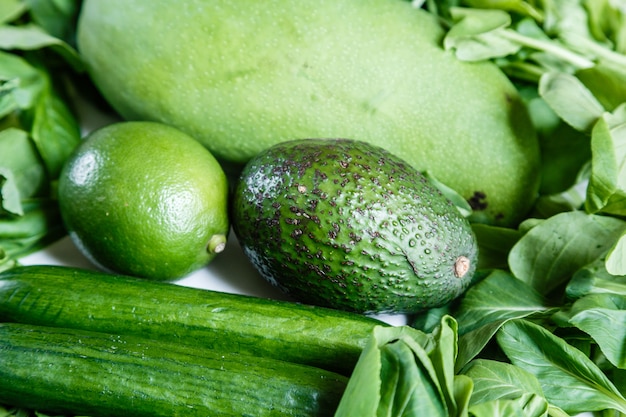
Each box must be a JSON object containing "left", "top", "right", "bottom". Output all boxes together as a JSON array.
[
  {"left": 340, "top": 313, "right": 624, "bottom": 416},
  {"left": 339, "top": 0, "right": 626, "bottom": 416},
  {"left": 0, "top": 0, "right": 83, "bottom": 272}
]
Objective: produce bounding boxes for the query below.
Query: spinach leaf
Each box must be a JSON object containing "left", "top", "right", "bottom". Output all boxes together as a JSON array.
[
  {"left": 470, "top": 224, "right": 521, "bottom": 270},
  {"left": 0, "top": 0, "right": 25, "bottom": 24},
  {"left": 0, "top": 0, "right": 82, "bottom": 268},
  {"left": 508, "top": 211, "right": 626, "bottom": 295},
  {"left": 0, "top": 198, "right": 64, "bottom": 272},
  {"left": 0, "top": 24, "right": 82, "bottom": 70},
  {"left": 0, "top": 127, "right": 46, "bottom": 202},
  {"left": 463, "top": 359, "right": 550, "bottom": 417},
  {"left": 335, "top": 317, "right": 473, "bottom": 417},
  {"left": 566, "top": 257, "right": 626, "bottom": 300},
  {"left": 455, "top": 270, "right": 553, "bottom": 335},
  {"left": 586, "top": 104, "right": 626, "bottom": 217},
  {"left": 565, "top": 293, "right": 626, "bottom": 369},
  {"left": 23, "top": 0, "right": 80, "bottom": 43},
  {"left": 606, "top": 231, "right": 626, "bottom": 276},
  {"left": 538, "top": 71, "right": 605, "bottom": 133},
  {"left": 453, "top": 270, "right": 555, "bottom": 370},
  {"left": 577, "top": 63, "right": 626, "bottom": 112},
  {"left": 27, "top": 67, "right": 81, "bottom": 179},
  {"left": 497, "top": 319, "right": 626, "bottom": 415}
]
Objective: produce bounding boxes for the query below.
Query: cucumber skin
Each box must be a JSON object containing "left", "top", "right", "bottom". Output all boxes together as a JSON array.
[
  {"left": 0, "top": 322, "right": 348, "bottom": 417},
  {"left": 0, "top": 265, "right": 386, "bottom": 375}
]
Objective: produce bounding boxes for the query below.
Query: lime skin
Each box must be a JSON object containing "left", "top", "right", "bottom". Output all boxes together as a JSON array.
[{"left": 58, "top": 121, "right": 230, "bottom": 281}]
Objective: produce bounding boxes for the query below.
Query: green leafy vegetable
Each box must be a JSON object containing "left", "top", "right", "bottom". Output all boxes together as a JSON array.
[
  {"left": 0, "top": 0, "right": 82, "bottom": 269},
  {"left": 497, "top": 319, "right": 626, "bottom": 415},
  {"left": 335, "top": 317, "right": 473, "bottom": 417},
  {"left": 585, "top": 104, "right": 626, "bottom": 216},
  {"left": 566, "top": 257, "right": 626, "bottom": 300},
  {"left": 508, "top": 211, "right": 626, "bottom": 295},
  {"left": 463, "top": 359, "right": 551, "bottom": 417},
  {"left": 565, "top": 293, "right": 626, "bottom": 369},
  {"left": 452, "top": 270, "right": 556, "bottom": 370}
]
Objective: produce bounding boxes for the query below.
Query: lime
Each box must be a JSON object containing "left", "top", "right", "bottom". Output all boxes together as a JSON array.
[{"left": 58, "top": 121, "right": 230, "bottom": 280}]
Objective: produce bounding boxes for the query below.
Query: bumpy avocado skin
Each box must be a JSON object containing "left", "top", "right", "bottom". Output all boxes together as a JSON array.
[
  {"left": 77, "top": 0, "right": 540, "bottom": 227},
  {"left": 232, "top": 139, "right": 478, "bottom": 314}
]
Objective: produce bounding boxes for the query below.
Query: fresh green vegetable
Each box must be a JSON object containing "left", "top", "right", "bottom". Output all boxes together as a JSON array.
[
  {"left": 335, "top": 316, "right": 473, "bottom": 417},
  {"left": 0, "top": 264, "right": 386, "bottom": 376},
  {"left": 0, "top": 0, "right": 83, "bottom": 272},
  {"left": 232, "top": 138, "right": 478, "bottom": 314},
  {"left": 0, "top": 322, "right": 347, "bottom": 417},
  {"left": 338, "top": 313, "right": 626, "bottom": 416}
]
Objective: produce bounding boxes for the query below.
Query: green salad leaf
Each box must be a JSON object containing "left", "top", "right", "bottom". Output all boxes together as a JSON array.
[
  {"left": 565, "top": 293, "right": 626, "bottom": 369},
  {"left": 497, "top": 319, "right": 626, "bottom": 415},
  {"left": 586, "top": 104, "right": 626, "bottom": 216},
  {"left": 566, "top": 257, "right": 626, "bottom": 300},
  {"left": 0, "top": 0, "right": 82, "bottom": 271},
  {"left": 335, "top": 317, "right": 473, "bottom": 417},
  {"left": 508, "top": 211, "right": 626, "bottom": 295},
  {"left": 463, "top": 359, "right": 551, "bottom": 417}
]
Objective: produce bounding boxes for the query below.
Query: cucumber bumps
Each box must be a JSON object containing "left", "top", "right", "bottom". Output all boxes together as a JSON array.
[
  {"left": 232, "top": 139, "right": 478, "bottom": 314},
  {"left": 77, "top": 0, "right": 540, "bottom": 227}
]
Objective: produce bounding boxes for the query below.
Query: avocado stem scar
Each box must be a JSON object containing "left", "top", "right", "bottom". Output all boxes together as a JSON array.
[{"left": 454, "top": 256, "right": 471, "bottom": 278}]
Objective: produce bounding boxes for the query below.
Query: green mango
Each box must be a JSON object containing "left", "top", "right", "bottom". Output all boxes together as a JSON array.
[{"left": 77, "top": 0, "right": 540, "bottom": 226}]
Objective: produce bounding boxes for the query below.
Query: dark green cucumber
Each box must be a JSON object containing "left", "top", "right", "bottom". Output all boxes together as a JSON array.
[
  {"left": 0, "top": 322, "right": 347, "bottom": 417},
  {"left": 0, "top": 265, "right": 386, "bottom": 375}
]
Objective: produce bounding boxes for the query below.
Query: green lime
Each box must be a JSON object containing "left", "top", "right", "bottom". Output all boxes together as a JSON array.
[{"left": 58, "top": 121, "right": 230, "bottom": 280}]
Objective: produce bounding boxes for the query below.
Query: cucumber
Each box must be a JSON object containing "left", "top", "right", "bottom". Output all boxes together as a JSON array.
[
  {"left": 0, "top": 265, "right": 386, "bottom": 375},
  {"left": 0, "top": 322, "right": 347, "bottom": 416}
]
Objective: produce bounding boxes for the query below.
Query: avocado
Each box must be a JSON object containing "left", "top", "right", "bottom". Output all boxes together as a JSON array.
[
  {"left": 77, "top": 0, "right": 540, "bottom": 227},
  {"left": 232, "top": 139, "right": 478, "bottom": 314}
]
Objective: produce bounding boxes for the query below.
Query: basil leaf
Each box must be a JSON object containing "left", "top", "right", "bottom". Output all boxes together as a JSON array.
[
  {"left": 566, "top": 293, "right": 626, "bottom": 369},
  {"left": 497, "top": 319, "right": 626, "bottom": 415},
  {"left": 423, "top": 171, "right": 472, "bottom": 218},
  {"left": 508, "top": 211, "right": 626, "bottom": 295}
]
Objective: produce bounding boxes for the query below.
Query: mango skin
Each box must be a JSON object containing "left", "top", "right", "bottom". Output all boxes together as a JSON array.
[{"left": 77, "top": 0, "right": 540, "bottom": 227}]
